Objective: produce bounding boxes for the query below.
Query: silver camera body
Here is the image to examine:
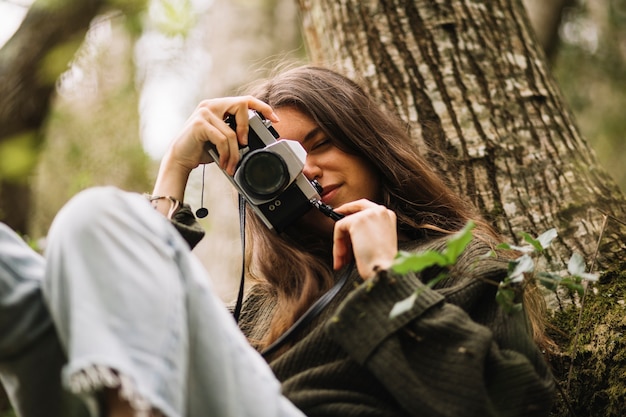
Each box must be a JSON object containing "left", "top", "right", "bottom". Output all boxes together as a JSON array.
[{"left": 205, "top": 109, "right": 321, "bottom": 233}]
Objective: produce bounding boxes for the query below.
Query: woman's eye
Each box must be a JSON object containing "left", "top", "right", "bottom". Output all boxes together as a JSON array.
[{"left": 311, "top": 139, "right": 330, "bottom": 151}]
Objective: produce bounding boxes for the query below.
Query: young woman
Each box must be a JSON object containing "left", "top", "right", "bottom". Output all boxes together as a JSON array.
[{"left": 0, "top": 65, "right": 555, "bottom": 417}]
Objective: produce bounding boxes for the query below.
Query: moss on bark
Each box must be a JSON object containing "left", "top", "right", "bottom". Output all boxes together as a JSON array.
[{"left": 549, "top": 260, "right": 626, "bottom": 416}]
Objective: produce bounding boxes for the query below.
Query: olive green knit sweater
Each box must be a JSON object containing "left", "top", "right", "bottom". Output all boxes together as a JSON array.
[
  {"left": 237, "top": 238, "right": 555, "bottom": 417},
  {"left": 174, "top": 207, "right": 555, "bottom": 417}
]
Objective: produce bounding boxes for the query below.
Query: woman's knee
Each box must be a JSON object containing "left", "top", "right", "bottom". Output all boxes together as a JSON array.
[{"left": 47, "top": 186, "right": 146, "bottom": 247}]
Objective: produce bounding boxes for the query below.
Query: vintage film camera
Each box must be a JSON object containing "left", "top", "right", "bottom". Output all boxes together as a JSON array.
[{"left": 205, "top": 109, "right": 322, "bottom": 233}]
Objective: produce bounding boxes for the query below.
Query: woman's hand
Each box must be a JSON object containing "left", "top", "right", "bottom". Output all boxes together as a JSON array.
[
  {"left": 164, "top": 96, "right": 279, "bottom": 175},
  {"left": 332, "top": 199, "right": 398, "bottom": 280},
  {"left": 151, "top": 96, "right": 279, "bottom": 211}
]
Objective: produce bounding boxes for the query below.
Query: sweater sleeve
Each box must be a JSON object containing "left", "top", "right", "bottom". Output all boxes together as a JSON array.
[{"left": 325, "top": 241, "right": 555, "bottom": 417}]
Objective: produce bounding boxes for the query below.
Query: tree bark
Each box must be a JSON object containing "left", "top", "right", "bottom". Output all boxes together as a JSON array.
[
  {"left": 296, "top": 0, "right": 626, "bottom": 415},
  {"left": 0, "top": 0, "right": 106, "bottom": 233},
  {"left": 297, "top": 0, "right": 625, "bottom": 269}
]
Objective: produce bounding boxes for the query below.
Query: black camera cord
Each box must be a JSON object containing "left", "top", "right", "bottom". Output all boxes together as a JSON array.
[
  {"left": 261, "top": 264, "right": 350, "bottom": 358},
  {"left": 231, "top": 194, "right": 248, "bottom": 323},
  {"left": 232, "top": 195, "right": 350, "bottom": 358}
]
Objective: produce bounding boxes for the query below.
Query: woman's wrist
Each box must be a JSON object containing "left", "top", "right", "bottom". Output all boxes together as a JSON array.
[
  {"left": 143, "top": 194, "right": 182, "bottom": 219},
  {"left": 151, "top": 155, "right": 194, "bottom": 218}
]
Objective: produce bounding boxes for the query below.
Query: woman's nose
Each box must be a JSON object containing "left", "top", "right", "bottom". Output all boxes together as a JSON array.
[{"left": 302, "top": 157, "right": 322, "bottom": 181}]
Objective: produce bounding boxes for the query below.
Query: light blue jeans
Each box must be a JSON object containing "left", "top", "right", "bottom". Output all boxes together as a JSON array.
[{"left": 0, "top": 187, "right": 303, "bottom": 417}]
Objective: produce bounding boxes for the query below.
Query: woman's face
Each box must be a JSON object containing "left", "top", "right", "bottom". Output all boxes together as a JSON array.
[{"left": 272, "top": 107, "right": 382, "bottom": 236}]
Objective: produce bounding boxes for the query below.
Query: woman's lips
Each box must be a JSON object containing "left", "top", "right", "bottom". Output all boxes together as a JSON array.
[{"left": 320, "top": 184, "right": 339, "bottom": 204}]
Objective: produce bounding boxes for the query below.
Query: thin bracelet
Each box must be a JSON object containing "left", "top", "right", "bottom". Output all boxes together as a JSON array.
[{"left": 144, "top": 194, "right": 182, "bottom": 219}]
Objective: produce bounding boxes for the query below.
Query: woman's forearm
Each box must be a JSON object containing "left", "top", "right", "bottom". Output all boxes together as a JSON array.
[{"left": 151, "top": 153, "right": 193, "bottom": 217}]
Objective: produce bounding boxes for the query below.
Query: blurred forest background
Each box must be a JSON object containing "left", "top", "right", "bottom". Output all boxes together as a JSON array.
[
  {"left": 0, "top": 1, "right": 625, "bottom": 416},
  {"left": 0, "top": 0, "right": 624, "bottom": 301}
]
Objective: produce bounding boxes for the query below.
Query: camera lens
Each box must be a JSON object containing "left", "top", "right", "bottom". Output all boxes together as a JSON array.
[{"left": 240, "top": 150, "right": 289, "bottom": 197}]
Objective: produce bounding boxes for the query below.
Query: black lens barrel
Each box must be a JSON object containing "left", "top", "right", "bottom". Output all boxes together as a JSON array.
[{"left": 240, "top": 150, "right": 289, "bottom": 198}]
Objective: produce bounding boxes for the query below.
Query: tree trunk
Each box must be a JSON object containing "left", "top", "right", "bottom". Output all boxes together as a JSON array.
[
  {"left": 297, "top": 0, "right": 625, "bottom": 268},
  {"left": 296, "top": 0, "right": 626, "bottom": 415},
  {"left": 0, "top": 0, "right": 106, "bottom": 233},
  {"left": 0, "top": 0, "right": 105, "bottom": 409}
]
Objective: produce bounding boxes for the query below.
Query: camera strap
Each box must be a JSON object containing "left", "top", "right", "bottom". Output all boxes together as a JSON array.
[
  {"left": 261, "top": 265, "right": 350, "bottom": 358},
  {"left": 232, "top": 195, "right": 247, "bottom": 323},
  {"left": 232, "top": 194, "right": 351, "bottom": 358}
]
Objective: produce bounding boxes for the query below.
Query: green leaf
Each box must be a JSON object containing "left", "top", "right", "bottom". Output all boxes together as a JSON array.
[
  {"left": 520, "top": 232, "right": 543, "bottom": 252},
  {"left": 561, "top": 277, "right": 585, "bottom": 297},
  {"left": 392, "top": 250, "right": 448, "bottom": 274},
  {"left": 443, "top": 220, "right": 475, "bottom": 263},
  {"left": 517, "top": 228, "right": 557, "bottom": 253},
  {"left": 425, "top": 272, "right": 448, "bottom": 289},
  {"left": 536, "top": 271, "right": 562, "bottom": 292},
  {"left": 496, "top": 286, "right": 519, "bottom": 313},
  {"left": 389, "top": 292, "right": 418, "bottom": 319},
  {"left": 498, "top": 242, "right": 534, "bottom": 253}
]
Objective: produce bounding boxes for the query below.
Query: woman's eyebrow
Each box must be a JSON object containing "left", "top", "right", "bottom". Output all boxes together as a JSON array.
[{"left": 301, "top": 127, "right": 323, "bottom": 145}]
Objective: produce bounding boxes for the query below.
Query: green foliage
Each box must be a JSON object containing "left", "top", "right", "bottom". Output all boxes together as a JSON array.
[
  {"left": 150, "top": 0, "right": 196, "bottom": 37},
  {"left": 38, "top": 35, "right": 85, "bottom": 85},
  {"left": 388, "top": 223, "right": 599, "bottom": 318},
  {"left": 0, "top": 131, "right": 40, "bottom": 181},
  {"left": 30, "top": 16, "right": 154, "bottom": 238},
  {"left": 393, "top": 220, "right": 476, "bottom": 275},
  {"left": 109, "top": 0, "right": 148, "bottom": 15},
  {"left": 554, "top": 2, "right": 626, "bottom": 192},
  {"left": 496, "top": 229, "right": 599, "bottom": 312},
  {"left": 108, "top": 0, "right": 149, "bottom": 35},
  {"left": 32, "top": 0, "right": 71, "bottom": 11},
  {"left": 389, "top": 221, "right": 475, "bottom": 318}
]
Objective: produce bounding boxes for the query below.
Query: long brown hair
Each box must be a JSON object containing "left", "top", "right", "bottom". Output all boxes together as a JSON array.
[{"left": 241, "top": 65, "right": 547, "bottom": 351}]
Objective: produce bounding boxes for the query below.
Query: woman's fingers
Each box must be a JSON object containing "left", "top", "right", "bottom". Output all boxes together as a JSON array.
[
  {"left": 332, "top": 227, "right": 353, "bottom": 272},
  {"left": 203, "top": 110, "right": 240, "bottom": 174},
  {"left": 170, "top": 96, "right": 277, "bottom": 175},
  {"left": 243, "top": 95, "right": 280, "bottom": 123},
  {"left": 332, "top": 200, "right": 398, "bottom": 279},
  {"left": 205, "top": 96, "right": 279, "bottom": 174}
]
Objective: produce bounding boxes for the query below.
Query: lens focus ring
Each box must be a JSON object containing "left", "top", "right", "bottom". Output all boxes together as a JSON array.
[{"left": 239, "top": 150, "right": 289, "bottom": 198}]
